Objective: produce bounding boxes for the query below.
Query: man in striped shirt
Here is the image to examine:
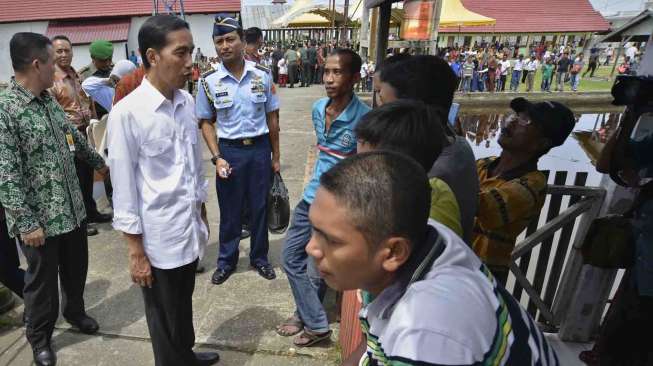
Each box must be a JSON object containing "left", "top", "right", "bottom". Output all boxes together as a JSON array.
[{"left": 306, "top": 151, "right": 559, "bottom": 366}]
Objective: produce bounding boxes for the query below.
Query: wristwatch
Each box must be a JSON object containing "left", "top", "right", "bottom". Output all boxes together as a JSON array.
[{"left": 211, "top": 153, "right": 222, "bottom": 166}]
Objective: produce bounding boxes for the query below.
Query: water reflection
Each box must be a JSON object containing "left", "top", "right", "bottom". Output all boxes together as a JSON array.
[{"left": 455, "top": 112, "right": 624, "bottom": 186}]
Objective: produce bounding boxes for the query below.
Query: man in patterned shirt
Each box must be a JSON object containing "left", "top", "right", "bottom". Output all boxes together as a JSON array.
[{"left": 0, "top": 32, "right": 108, "bottom": 366}]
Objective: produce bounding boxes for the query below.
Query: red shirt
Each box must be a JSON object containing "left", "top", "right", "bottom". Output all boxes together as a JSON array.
[{"left": 114, "top": 66, "right": 146, "bottom": 105}]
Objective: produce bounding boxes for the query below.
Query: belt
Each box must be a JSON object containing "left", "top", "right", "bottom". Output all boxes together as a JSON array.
[{"left": 219, "top": 134, "right": 268, "bottom": 146}]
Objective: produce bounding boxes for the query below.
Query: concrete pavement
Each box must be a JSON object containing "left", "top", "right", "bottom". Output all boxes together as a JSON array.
[{"left": 0, "top": 84, "right": 339, "bottom": 366}]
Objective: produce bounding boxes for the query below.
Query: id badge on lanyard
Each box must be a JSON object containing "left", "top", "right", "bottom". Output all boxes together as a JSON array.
[{"left": 66, "top": 133, "right": 76, "bottom": 152}]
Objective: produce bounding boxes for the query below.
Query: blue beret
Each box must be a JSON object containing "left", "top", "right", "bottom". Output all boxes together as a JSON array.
[{"left": 213, "top": 13, "right": 241, "bottom": 37}]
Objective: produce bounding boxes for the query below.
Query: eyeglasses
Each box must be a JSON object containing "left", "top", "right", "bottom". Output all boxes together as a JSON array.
[{"left": 501, "top": 113, "right": 533, "bottom": 128}]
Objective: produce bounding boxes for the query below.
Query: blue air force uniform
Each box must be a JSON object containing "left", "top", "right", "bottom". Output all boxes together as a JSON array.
[{"left": 196, "top": 59, "right": 280, "bottom": 273}]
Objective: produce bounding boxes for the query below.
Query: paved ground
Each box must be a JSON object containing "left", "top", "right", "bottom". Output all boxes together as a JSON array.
[{"left": 0, "top": 84, "right": 339, "bottom": 366}]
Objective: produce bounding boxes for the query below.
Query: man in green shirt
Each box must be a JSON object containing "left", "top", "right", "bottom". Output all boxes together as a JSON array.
[
  {"left": 0, "top": 32, "right": 107, "bottom": 366},
  {"left": 284, "top": 44, "right": 299, "bottom": 88},
  {"left": 541, "top": 58, "right": 554, "bottom": 92}
]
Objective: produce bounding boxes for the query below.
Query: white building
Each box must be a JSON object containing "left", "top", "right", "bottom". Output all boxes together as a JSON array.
[{"left": 0, "top": 0, "right": 241, "bottom": 82}]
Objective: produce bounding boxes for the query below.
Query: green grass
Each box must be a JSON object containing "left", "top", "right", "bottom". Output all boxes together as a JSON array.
[{"left": 507, "top": 63, "right": 615, "bottom": 93}]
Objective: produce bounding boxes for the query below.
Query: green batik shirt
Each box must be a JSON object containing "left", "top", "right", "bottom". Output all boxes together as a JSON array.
[{"left": 0, "top": 78, "right": 105, "bottom": 238}]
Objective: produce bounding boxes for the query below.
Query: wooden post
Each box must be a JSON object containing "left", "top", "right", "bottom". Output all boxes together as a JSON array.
[
  {"left": 369, "top": 7, "right": 379, "bottom": 62},
  {"left": 375, "top": 1, "right": 392, "bottom": 66},
  {"left": 359, "top": 2, "right": 370, "bottom": 57},
  {"left": 342, "top": 0, "right": 350, "bottom": 44},
  {"left": 429, "top": 0, "right": 443, "bottom": 55}
]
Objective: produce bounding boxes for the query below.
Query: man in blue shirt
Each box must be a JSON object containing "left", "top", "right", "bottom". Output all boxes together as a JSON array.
[
  {"left": 196, "top": 14, "right": 280, "bottom": 285},
  {"left": 275, "top": 48, "right": 370, "bottom": 347}
]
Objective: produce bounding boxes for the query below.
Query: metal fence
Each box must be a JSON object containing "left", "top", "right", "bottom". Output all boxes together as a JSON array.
[{"left": 505, "top": 171, "right": 607, "bottom": 336}]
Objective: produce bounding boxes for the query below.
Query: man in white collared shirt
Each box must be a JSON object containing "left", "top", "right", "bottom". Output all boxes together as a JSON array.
[{"left": 107, "top": 15, "right": 219, "bottom": 366}]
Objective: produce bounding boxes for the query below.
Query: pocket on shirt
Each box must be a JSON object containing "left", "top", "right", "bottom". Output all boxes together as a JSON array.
[
  {"left": 141, "top": 136, "right": 178, "bottom": 180},
  {"left": 250, "top": 93, "right": 267, "bottom": 104}
]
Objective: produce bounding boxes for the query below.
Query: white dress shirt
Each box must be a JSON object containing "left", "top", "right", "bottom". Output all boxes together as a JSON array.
[{"left": 107, "top": 78, "right": 208, "bottom": 269}]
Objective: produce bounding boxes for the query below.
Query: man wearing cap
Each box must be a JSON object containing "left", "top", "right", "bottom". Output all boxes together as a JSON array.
[
  {"left": 50, "top": 35, "right": 111, "bottom": 236},
  {"left": 472, "top": 98, "right": 575, "bottom": 284},
  {"left": 79, "top": 39, "right": 114, "bottom": 117},
  {"left": 197, "top": 14, "right": 280, "bottom": 285}
]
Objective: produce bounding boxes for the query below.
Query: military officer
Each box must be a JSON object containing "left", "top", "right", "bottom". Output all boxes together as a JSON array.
[
  {"left": 78, "top": 40, "right": 114, "bottom": 118},
  {"left": 196, "top": 14, "right": 281, "bottom": 285}
]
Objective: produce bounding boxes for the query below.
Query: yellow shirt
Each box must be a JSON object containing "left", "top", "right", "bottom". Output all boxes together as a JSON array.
[
  {"left": 472, "top": 157, "right": 547, "bottom": 267},
  {"left": 429, "top": 177, "right": 463, "bottom": 238}
]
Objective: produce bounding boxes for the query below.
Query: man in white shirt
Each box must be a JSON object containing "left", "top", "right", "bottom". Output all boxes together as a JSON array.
[
  {"left": 499, "top": 54, "right": 511, "bottom": 92},
  {"left": 510, "top": 54, "right": 524, "bottom": 92},
  {"left": 308, "top": 151, "right": 558, "bottom": 366},
  {"left": 524, "top": 55, "right": 539, "bottom": 92},
  {"left": 107, "top": 15, "right": 218, "bottom": 366},
  {"left": 625, "top": 43, "right": 638, "bottom": 61}
]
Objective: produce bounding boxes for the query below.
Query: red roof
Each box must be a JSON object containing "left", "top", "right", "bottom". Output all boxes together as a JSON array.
[
  {"left": 438, "top": 0, "right": 610, "bottom": 33},
  {"left": 0, "top": 0, "right": 241, "bottom": 24},
  {"left": 46, "top": 19, "right": 131, "bottom": 45}
]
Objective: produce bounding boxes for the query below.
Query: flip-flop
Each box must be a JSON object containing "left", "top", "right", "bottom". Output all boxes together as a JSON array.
[
  {"left": 293, "top": 329, "right": 332, "bottom": 347},
  {"left": 275, "top": 316, "right": 303, "bottom": 337}
]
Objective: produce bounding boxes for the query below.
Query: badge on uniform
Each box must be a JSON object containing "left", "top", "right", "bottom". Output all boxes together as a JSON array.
[
  {"left": 65, "top": 133, "right": 76, "bottom": 152},
  {"left": 250, "top": 75, "right": 265, "bottom": 94}
]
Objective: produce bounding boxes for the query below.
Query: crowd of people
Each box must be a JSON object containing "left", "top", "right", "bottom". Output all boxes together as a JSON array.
[
  {"left": 0, "top": 11, "right": 651, "bottom": 366},
  {"left": 438, "top": 41, "right": 642, "bottom": 93}
]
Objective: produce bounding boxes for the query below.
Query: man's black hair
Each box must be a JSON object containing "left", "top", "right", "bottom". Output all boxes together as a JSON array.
[
  {"left": 138, "top": 14, "right": 190, "bottom": 69},
  {"left": 355, "top": 100, "right": 446, "bottom": 171},
  {"left": 10, "top": 32, "right": 52, "bottom": 72},
  {"left": 379, "top": 55, "right": 456, "bottom": 112},
  {"left": 52, "top": 35, "right": 72, "bottom": 45},
  {"left": 244, "top": 27, "right": 263, "bottom": 45},
  {"left": 328, "top": 48, "right": 362, "bottom": 76},
  {"left": 319, "top": 151, "right": 431, "bottom": 248}
]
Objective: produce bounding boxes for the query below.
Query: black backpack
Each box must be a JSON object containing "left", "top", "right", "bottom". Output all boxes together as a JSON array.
[{"left": 268, "top": 172, "right": 290, "bottom": 234}]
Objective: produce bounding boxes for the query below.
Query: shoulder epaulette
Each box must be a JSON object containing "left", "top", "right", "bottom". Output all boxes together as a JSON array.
[
  {"left": 202, "top": 69, "right": 217, "bottom": 79},
  {"left": 255, "top": 64, "right": 270, "bottom": 73}
]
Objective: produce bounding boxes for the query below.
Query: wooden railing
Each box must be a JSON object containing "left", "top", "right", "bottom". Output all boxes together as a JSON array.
[{"left": 505, "top": 171, "right": 606, "bottom": 337}]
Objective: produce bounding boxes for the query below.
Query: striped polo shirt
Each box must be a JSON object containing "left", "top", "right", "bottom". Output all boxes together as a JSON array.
[{"left": 359, "top": 220, "right": 559, "bottom": 366}]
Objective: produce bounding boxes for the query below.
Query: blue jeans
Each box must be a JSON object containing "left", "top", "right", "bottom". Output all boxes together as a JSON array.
[
  {"left": 281, "top": 200, "right": 329, "bottom": 333},
  {"left": 541, "top": 77, "right": 551, "bottom": 91},
  {"left": 462, "top": 76, "right": 472, "bottom": 92},
  {"left": 216, "top": 137, "right": 272, "bottom": 271},
  {"left": 510, "top": 70, "right": 522, "bottom": 91},
  {"left": 570, "top": 73, "right": 581, "bottom": 91}
]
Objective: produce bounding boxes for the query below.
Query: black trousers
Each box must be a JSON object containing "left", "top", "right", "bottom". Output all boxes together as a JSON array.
[
  {"left": 302, "top": 63, "right": 314, "bottom": 86},
  {"left": 521, "top": 69, "right": 529, "bottom": 83},
  {"left": 21, "top": 224, "right": 88, "bottom": 349},
  {"left": 500, "top": 75, "right": 507, "bottom": 91},
  {"left": 142, "top": 260, "right": 198, "bottom": 366},
  {"left": 0, "top": 219, "right": 25, "bottom": 298},
  {"left": 75, "top": 157, "right": 99, "bottom": 216},
  {"left": 288, "top": 63, "right": 298, "bottom": 86},
  {"left": 584, "top": 62, "right": 598, "bottom": 78}
]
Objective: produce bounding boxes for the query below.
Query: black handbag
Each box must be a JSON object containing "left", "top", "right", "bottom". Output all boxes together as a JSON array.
[
  {"left": 268, "top": 172, "right": 290, "bottom": 234},
  {"left": 581, "top": 214, "right": 635, "bottom": 269}
]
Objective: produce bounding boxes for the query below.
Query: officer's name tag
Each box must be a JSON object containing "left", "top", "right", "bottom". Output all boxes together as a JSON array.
[
  {"left": 65, "top": 133, "right": 76, "bottom": 152},
  {"left": 215, "top": 91, "right": 228, "bottom": 98}
]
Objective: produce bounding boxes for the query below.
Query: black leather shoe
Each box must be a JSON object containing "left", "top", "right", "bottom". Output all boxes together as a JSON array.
[
  {"left": 34, "top": 345, "right": 56, "bottom": 366},
  {"left": 196, "top": 265, "right": 206, "bottom": 274},
  {"left": 194, "top": 351, "right": 220, "bottom": 366},
  {"left": 65, "top": 314, "right": 99, "bottom": 334},
  {"left": 240, "top": 228, "right": 251, "bottom": 240},
  {"left": 211, "top": 268, "right": 233, "bottom": 285},
  {"left": 86, "top": 226, "right": 99, "bottom": 236},
  {"left": 87, "top": 212, "right": 112, "bottom": 223},
  {"left": 253, "top": 264, "right": 276, "bottom": 280}
]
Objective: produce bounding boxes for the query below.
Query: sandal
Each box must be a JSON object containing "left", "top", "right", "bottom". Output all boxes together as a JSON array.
[
  {"left": 293, "top": 329, "right": 332, "bottom": 347},
  {"left": 579, "top": 350, "right": 599, "bottom": 365},
  {"left": 275, "top": 316, "right": 303, "bottom": 337}
]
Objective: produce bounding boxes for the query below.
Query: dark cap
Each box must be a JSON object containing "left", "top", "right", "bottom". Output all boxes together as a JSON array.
[
  {"left": 213, "top": 13, "right": 241, "bottom": 37},
  {"left": 510, "top": 97, "right": 575, "bottom": 147}
]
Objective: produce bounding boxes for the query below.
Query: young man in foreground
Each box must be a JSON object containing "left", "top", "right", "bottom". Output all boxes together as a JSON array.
[
  {"left": 307, "top": 151, "right": 559, "bottom": 365},
  {"left": 277, "top": 48, "right": 370, "bottom": 346}
]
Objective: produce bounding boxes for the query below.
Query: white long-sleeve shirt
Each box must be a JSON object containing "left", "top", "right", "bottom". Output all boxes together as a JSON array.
[{"left": 107, "top": 77, "right": 208, "bottom": 269}]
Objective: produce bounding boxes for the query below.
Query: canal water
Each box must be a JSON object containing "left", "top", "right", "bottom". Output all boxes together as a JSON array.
[{"left": 456, "top": 112, "right": 624, "bottom": 187}]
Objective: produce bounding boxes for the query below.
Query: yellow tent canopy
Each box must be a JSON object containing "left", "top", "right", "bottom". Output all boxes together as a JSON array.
[
  {"left": 287, "top": 13, "right": 331, "bottom": 27},
  {"left": 438, "top": 0, "right": 495, "bottom": 27}
]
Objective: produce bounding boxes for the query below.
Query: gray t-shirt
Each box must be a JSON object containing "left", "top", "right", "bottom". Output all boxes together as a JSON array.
[{"left": 429, "top": 136, "right": 479, "bottom": 243}]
